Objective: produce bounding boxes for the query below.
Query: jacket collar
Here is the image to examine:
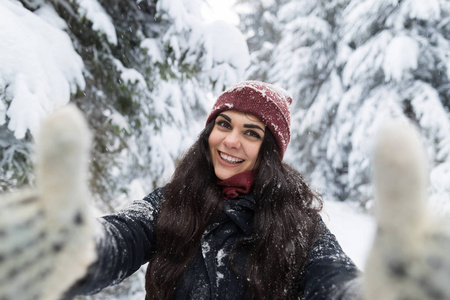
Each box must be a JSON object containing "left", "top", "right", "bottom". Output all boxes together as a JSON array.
[
  {"left": 222, "top": 194, "right": 255, "bottom": 236},
  {"left": 204, "top": 193, "right": 255, "bottom": 237}
]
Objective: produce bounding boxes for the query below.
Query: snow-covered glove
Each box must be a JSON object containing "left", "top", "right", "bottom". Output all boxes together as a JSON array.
[
  {"left": 364, "top": 120, "right": 450, "bottom": 300},
  {"left": 0, "top": 105, "right": 97, "bottom": 300}
]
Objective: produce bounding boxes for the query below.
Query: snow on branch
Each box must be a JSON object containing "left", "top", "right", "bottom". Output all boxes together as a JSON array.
[
  {"left": 383, "top": 35, "right": 419, "bottom": 82},
  {"left": 0, "top": 1, "right": 85, "bottom": 139}
]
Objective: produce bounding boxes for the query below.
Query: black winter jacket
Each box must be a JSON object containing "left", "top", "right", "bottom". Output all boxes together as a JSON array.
[{"left": 67, "top": 188, "right": 362, "bottom": 299}]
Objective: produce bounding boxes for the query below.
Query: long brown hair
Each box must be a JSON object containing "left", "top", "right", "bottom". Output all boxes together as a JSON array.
[{"left": 145, "top": 120, "right": 323, "bottom": 299}]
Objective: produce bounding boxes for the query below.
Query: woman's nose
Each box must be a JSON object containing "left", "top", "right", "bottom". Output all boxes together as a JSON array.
[{"left": 223, "top": 130, "right": 241, "bottom": 149}]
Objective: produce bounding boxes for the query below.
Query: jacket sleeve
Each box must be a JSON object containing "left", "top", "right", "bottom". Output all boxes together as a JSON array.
[
  {"left": 298, "top": 218, "right": 363, "bottom": 300},
  {"left": 63, "top": 188, "right": 163, "bottom": 298}
]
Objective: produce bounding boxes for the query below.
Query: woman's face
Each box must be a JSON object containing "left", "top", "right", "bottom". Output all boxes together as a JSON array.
[{"left": 208, "top": 110, "right": 265, "bottom": 180}]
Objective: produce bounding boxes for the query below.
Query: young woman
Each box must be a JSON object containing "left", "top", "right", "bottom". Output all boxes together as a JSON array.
[{"left": 67, "top": 81, "right": 361, "bottom": 299}]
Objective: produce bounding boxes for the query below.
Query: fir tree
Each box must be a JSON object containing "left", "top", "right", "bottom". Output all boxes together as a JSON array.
[
  {"left": 1, "top": 1, "right": 249, "bottom": 298},
  {"left": 254, "top": 0, "right": 450, "bottom": 212},
  {"left": 237, "top": 0, "right": 287, "bottom": 81}
]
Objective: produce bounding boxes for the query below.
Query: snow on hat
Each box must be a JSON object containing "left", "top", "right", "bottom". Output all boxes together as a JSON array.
[{"left": 206, "top": 80, "right": 292, "bottom": 158}]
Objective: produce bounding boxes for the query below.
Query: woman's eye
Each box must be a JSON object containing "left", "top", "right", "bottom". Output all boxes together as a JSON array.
[
  {"left": 246, "top": 130, "right": 261, "bottom": 139},
  {"left": 216, "top": 120, "right": 231, "bottom": 129}
]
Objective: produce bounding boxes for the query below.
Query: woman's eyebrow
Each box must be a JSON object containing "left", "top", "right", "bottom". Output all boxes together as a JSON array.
[
  {"left": 218, "top": 113, "right": 231, "bottom": 122},
  {"left": 244, "top": 124, "right": 265, "bottom": 133},
  {"left": 218, "top": 113, "right": 265, "bottom": 133}
]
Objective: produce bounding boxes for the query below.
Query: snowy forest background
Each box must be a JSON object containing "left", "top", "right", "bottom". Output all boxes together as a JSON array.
[{"left": 1, "top": 0, "right": 450, "bottom": 298}]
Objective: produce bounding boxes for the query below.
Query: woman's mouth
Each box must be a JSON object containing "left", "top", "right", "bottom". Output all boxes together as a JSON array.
[{"left": 219, "top": 151, "right": 245, "bottom": 164}]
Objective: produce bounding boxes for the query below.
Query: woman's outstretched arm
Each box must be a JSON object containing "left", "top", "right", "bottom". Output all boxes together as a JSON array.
[
  {"left": 64, "top": 188, "right": 162, "bottom": 298},
  {"left": 298, "top": 219, "right": 363, "bottom": 300}
]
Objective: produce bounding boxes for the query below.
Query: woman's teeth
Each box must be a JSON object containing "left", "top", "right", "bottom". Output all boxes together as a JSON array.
[{"left": 220, "top": 152, "right": 244, "bottom": 164}]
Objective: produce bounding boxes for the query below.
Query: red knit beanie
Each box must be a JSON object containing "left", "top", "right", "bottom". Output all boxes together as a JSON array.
[{"left": 206, "top": 81, "right": 292, "bottom": 158}]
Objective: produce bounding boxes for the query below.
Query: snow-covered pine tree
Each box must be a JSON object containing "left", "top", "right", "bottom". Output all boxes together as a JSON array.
[
  {"left": 259, "top": 0, "right": 450, "bottom": 211},
  {"left": 236, "top": 0, "right": 287, "bottom": 81},
  {"left": 1, "top": 0, "right": 249, "bottom": 298},
  {"left": 1, "top": 0, "right": 249, "bottom": 207},
  {"left": 258, "top": 0, "right": 352, "bottom": 201}
]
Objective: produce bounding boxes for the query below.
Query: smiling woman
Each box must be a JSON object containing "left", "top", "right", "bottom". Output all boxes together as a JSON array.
[
  {"left": 206, "top": 81, "right": 292, "bottom": 158},
  {"left": 12, "top": 81, "right": 362, "bottom": 300},
  {"left": 208, "top": 111, "right": 265, "bottom": 180}
]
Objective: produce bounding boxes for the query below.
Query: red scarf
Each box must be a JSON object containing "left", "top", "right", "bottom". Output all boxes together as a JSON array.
[{"left": 217, "top": 171, "right": 255, "bottom": 199}]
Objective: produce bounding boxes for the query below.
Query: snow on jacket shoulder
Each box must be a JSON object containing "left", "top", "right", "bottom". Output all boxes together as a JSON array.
[
  {"left": 298, "top": 220, "right": 363, "bottom": 300},
  {"left": 65, "top": 188, "right": 362, "bottom": 299},
  {"left": 64, "top": 188, "right": 162, "bottom": 298}
]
